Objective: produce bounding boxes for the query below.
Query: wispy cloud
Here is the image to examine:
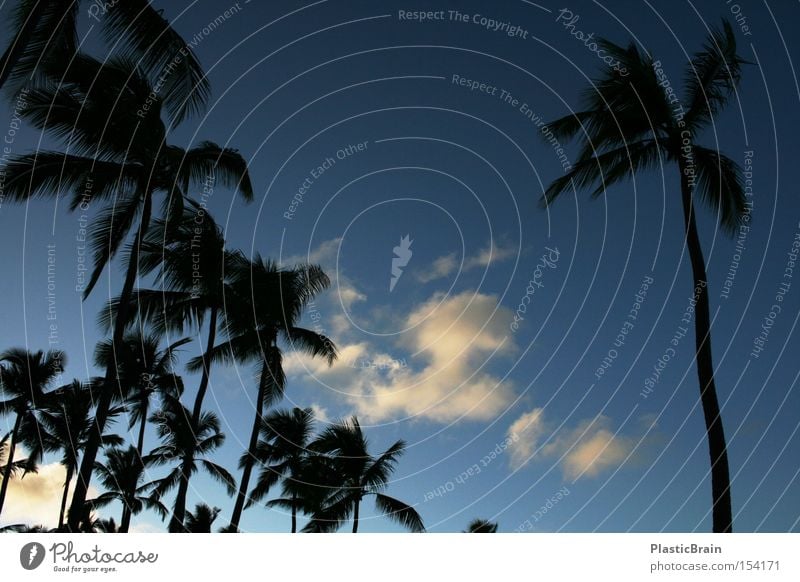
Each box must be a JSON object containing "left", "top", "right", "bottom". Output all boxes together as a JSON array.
[
  {"left": 507, "top": 410, "right": 645, "bottom": 480},
  {"left": 416, "top": 240, "right": 517, "bottom": 283}
]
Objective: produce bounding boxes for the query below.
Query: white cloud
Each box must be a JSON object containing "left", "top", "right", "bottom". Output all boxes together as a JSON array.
[
  {"left": 0, "top": 460, "right": 99, "bottom": 529},
  {"left": 285, "top": 291, "right": 517, "bottom": 423},
  {"left": 416, "top": 240, "right": 517, "bottom": 283},
  {"left": 507, "top": 411, "right": 635, "bottom": 480}
]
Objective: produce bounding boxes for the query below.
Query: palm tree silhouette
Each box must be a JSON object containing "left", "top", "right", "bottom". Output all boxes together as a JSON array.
[
  {"left": 185, "top": 503, "right": 222, "bottom": 533},
  {"left": 94, "top": 333, "right": 188, "bottom": 455},
  {"left": 464, "top": 518, "right": 498, "bottom": 533},
  {"left": 247, "top": 407, "right": 328, "bottom": 532},
  {"left": 90, "top": 446, "right": 167, "bottom": 533},
  {"left": 0, "top": 0, "right": 208, "bottom": 123},
  {"left": 3, "top": 53, "right": 253, "bottom": 530},
  {"left": 191, "top": 256, "right": 337, "bottom": 532},
  {"left": 37, "top": 379, "right": 124, "bottom": 530},
  {"left": 542, "top": 22, "right": 747, "bottom": 532},
  {"left": 0, "top": 348, "right": 65, "bottom": 516},
  {"left": 149, "top": 396, "right": 236, "bottom": 532},
  {"left": 304, "top": 417, "right": 425, "bottom": 533}
]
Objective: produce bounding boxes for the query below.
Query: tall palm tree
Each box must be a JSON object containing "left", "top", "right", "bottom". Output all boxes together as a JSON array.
[
  {"left": 464, "top": 518, "right": 498, "bottom": 533},
  {"left": 36, "top": 379, "right": 123, "bottom": 530},
  {"left": 185, "top": 503, "right": 222, "bottom": 533},
  {"left": 0, "top": 348, "right": 65, "bottom": 516},
  {"left": 3, "top": 54, "right": 253, "bottom": 530},
  {"left": 94, "top": 333, "right": 187, "bottom": 455},
  {"left": 0, "top": 0, "right": 208, "bottom": 124},
  {"left": 149, "top": 396, "right": 236, "bottom": 532},
  {"left": 541, "top": 22, "right": 747, "bottom": 532},
  {"left": 90, "top": 446, "right": 167, "bottom": 533},
  {"left": 304, "top": 417, "right": 425, "bottom": 533},
  {"left": 195, "top": 256, "right": 337, "bottom": 532},
  {"left": 246, "top": 407, "right": 327, "bottom": 532}
]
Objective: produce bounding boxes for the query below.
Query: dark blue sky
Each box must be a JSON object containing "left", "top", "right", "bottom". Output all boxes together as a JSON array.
[{"left": 1, "top": 0, "right": 799, "bottom": 532}]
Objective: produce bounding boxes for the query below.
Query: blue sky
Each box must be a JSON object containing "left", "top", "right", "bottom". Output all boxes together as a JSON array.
[{"left": 1, "top": 0, "right": 799, "bottom": 532}]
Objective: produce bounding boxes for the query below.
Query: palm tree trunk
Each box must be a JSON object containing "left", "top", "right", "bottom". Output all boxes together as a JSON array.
[
  {"left": 119, "top": 501, "right": 133, "bottom": 533},
  {"left": 679, "top": 164, "right": 733, "bottom": 533},
  {"left": 136, "top": 397, "right": 148, "bottom": 455},
  {"left": 58, "top": 464, "right": 74, "bottom": 530},
  {"left": 0, "top": 414, "right": 22, "bottom": 516},
  {"left": 0, "top": 1, "right": 48, "bottom": 91},
  {"left": 68, "top": 190, "right": 155, "bottom": 531},
  {"left": 191, "top": 306, "right": 218, "bottom": 422},
  {"left": 228, "top": 369, "right": 268, "bottom": 532},
  {"left": 169, "top": 307, "right": 220, "bottom": 532},
  {"left": 352, "top": 497, "right": 360, "bottom": 533},
  {"left": 168, "top": 462, "right": 192, "bottom": 532},
  {"left": 291, "top": 494, "right": 297, "bottom": 533}
]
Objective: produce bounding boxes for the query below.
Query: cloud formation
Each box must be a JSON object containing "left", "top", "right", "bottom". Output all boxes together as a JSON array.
[
  {"left": 285, "top": 291, "right": 517, "bottom": 422},
  {"left": 507, "top": 410, "right": 637, "bottom": 480}
]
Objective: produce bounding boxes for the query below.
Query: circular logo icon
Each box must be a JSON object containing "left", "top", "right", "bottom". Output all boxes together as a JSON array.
[{"left": 19, "top": 542, "right": 46, "bottom": 570}]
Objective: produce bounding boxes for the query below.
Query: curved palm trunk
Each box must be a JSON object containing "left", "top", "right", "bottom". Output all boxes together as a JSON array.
[
  {"left": 0, "top": 1, "right": 48, "bottom": 91},
  {"left": 352, "top": 497, "right": 360, "bottom": 533},
  {"left": 679, "top": 165, "right": 733, "bottom": 533},
  {"left": 169, "top": 306, "right": 219, "bottom": 533},
  {"left": 57, "top": 464, "right": 75, "bottom": 530},
  {"left": 228, "top": 371, "right": 268, "bottom": 532},
  {"left": 168, "top": 461, "right": 192, "bottom": 532},
  {"left": 0, "top": 414, "right": 23, "bottom": 516},
  {"left": 68, "top": 191, "right": 155, "bottom": 531}
]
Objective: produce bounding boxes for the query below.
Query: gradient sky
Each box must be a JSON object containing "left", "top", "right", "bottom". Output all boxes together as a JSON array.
[{"left": 1, "top": 0, "right": 799, "bottom": 533}]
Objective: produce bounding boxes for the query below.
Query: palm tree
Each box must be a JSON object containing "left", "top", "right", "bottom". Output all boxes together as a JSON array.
[
  {"left": 3, "top": 53, "right": 253, "bottom": 530},
  {"left": 100, "top": 205, "right": 235, "bottom": 533},
  {"left": 0, "top": 0, "right": 208, "bottom": 124},
  {"left": 36, "top": 379, "right": 123, "bottom": 530},
  {"left": 94, "top": 333, "right": 187, "bottom": 455},
  {"left": 0, "top": 348, "right": 65, "bottom": 516},
  {"left": 90, "top": 446, "right": 166, "bottom": 533},
  {"left": 149, "top": 396, "right": 236, "bottom": 532},
  {"left": 304, "top": 417, "right": 424, "bottom": 533},
  {"left": 185, "top": 503, "right": 222, "bottom": 533},
  {"left": 195, "top": 257, "right": 337, "bottom": 532},
  {"left": 541, "top": 22, "right": 747, "bottom": 532},
  {"left": 247, "top": 407, "right": 328, "bottom": 532},
  {"left": 464, "top": 518, "right": 498, "bottom": 533}
]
